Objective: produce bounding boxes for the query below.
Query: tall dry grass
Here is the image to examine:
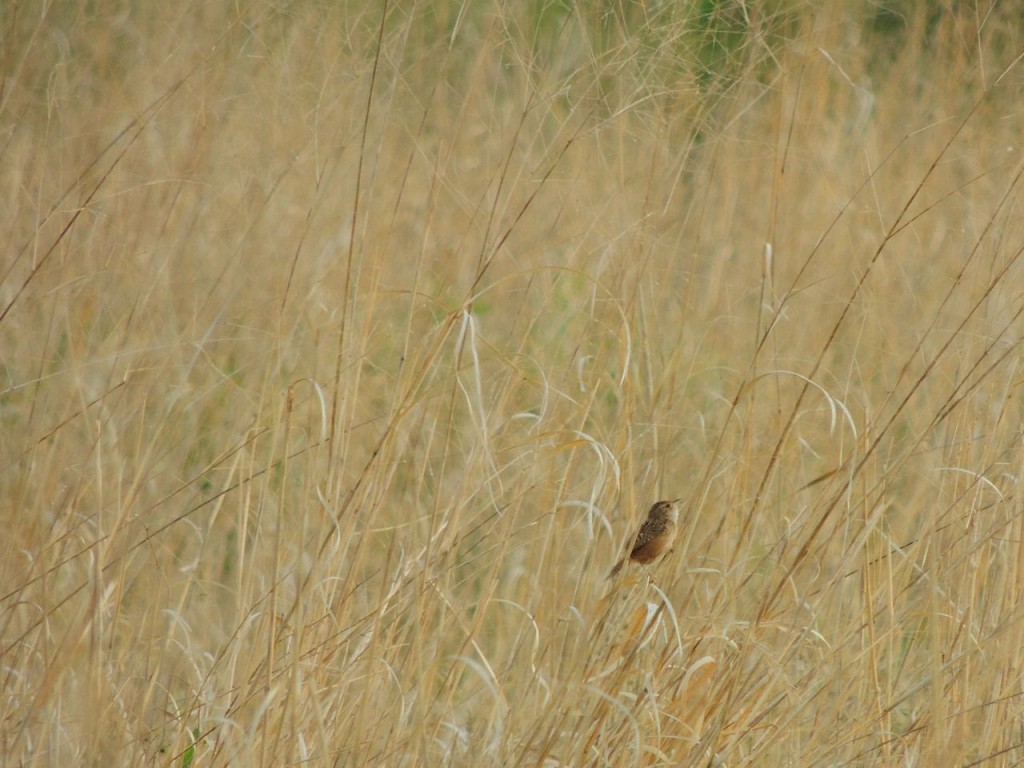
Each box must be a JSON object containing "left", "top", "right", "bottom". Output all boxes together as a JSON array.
[{"left": 3, "top": 1, "right": 1024, "bottom": 765}]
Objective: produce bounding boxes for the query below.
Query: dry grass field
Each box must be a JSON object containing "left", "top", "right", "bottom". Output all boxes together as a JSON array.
[{"left": 3, "top": 1, "right": 1024, "bottom": 765}]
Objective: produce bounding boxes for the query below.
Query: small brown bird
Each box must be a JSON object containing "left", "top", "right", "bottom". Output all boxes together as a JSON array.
[{"left": 607, "top": 499, "right": 682, "bottom": 578}]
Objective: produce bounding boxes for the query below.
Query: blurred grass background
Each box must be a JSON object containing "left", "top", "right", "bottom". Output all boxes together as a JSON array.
[{"left": 3, "top": 0, "right": 1024, "bottom": 764}]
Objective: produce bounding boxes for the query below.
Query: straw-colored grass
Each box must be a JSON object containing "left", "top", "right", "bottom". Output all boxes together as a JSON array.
[{"left": 3, "top": 1, "right": 1024, "bottom": 765}]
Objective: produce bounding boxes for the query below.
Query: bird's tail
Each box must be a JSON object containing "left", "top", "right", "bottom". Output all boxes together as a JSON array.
[{"left": 606, "top": 559, "right": 625, "bottom": 579}]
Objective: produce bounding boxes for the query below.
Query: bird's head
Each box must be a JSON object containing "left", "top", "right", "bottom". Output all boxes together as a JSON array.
[{"left": 650, "top": 498, "right": 683, "bottom": 524}]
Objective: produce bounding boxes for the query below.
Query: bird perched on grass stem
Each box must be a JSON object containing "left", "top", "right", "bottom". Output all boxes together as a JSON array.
[{"left": 607, "top": 499, "right": 682, "bottom": 578}]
